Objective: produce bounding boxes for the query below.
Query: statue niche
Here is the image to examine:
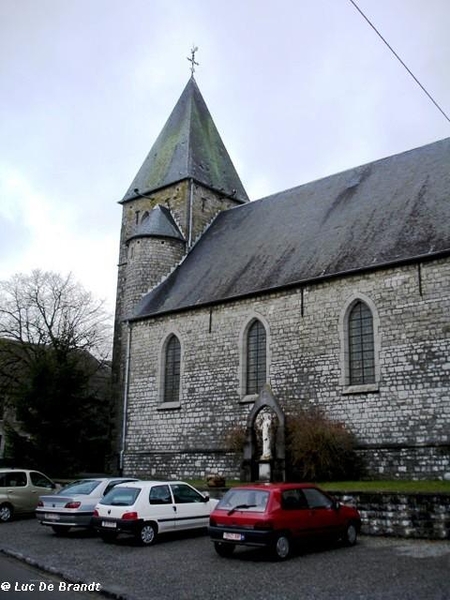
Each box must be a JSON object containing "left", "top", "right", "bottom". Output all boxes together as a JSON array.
[{"left": 240, "top": 385, "right": 285, "bottom": 482}]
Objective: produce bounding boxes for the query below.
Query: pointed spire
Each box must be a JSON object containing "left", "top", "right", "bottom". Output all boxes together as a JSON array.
[{"left": 122, "top": 78, "right": 249, "bottom": 203}]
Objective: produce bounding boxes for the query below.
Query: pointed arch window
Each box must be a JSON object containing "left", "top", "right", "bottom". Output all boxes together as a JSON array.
[
  {"left": 348, "top": 301, "right": 375, "bottom": 385},
  {"left": 163, "top": 334, "right": 181, "bottom": 404},
  {"left": 246, "top": 320, "right": 267, "bottom": 395}
]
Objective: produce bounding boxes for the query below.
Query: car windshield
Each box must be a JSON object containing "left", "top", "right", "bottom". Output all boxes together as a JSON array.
[
  {"left": 100, "top": 487, "right": 141, "bottom": 506},
  {"left": 58, "top": 480, "right": 102, "bottom": 495},
  {"left": 217, "top": 489, "right": 269, "bottom": 513}
]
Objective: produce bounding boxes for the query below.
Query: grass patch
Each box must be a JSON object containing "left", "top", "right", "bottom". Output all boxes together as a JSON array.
[
  {"left": 191, "top": 479, "right": 450, "bottom": 494},
  {"left": 321, "top": 480, "right": 450, "bottom": 493}
]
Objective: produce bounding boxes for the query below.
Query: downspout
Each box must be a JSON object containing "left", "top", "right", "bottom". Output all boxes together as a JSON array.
[
  {"left": 188, "top": 178, "right": 194, "bottom": 248},
  {"left": 119, "top": 321, "right": 132, "bottom": 474}
]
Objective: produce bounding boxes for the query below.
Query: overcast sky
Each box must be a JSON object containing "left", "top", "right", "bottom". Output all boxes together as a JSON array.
[{"left": 1, "top": 0, "right": 449, "bottom": 322}]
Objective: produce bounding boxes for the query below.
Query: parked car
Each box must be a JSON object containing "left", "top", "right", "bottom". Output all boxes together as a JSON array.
[
  {"left": 36, "top": 477, "right": 138, "bottom": 535},
  {"left": 92, "top": 480, "right": 219, "bottom": 545},
  {"left": 208, "top": 482, "right": 361, "bottom": 560},
  {"left": 0, "top": 468, "right": 58, "bottom": 523}
]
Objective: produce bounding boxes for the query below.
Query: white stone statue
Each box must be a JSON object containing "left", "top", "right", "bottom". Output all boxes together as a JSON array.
[{"left": 260, "top": 413, "right": 272, "bottom": 460}]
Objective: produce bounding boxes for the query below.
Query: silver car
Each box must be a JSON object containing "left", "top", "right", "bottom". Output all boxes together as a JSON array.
[{"left": 36, "top": 477, "right": 138, "bottom": 535}]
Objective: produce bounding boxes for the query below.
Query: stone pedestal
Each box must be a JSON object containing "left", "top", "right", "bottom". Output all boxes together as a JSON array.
[{"left": 258, "top": 461, "right": 271, "bottom": 482}]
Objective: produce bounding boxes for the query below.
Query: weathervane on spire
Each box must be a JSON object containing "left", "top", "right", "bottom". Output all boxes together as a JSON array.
[{"left": 187, "top": 45, "right": 199, "bottom": 76}]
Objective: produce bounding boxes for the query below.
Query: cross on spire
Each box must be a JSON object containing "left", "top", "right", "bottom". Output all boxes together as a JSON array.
[{"left": 187, "top": 45, "right": 199, "bottom": 76}]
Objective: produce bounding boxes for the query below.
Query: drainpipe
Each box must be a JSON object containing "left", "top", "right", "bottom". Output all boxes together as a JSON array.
[
  {"left": 188, "top": 178, "right": 194, "bottom": 248},
  {"left": 119, "top": 321, "right": 132, "bottom": 474}
]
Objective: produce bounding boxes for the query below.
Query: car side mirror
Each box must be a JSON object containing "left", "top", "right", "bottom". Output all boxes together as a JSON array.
[{"left": 203, "top": 493, "right": 210, "bottom": 502}]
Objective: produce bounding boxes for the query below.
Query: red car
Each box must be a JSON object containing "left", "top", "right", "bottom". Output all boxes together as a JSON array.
[{"left": 208, "top": 483, "right": 361, "bottom": 560}]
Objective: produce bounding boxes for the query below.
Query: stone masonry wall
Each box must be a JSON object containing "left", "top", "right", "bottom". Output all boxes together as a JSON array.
[
  {"left": 124, "top": 237, "right": 185, "bottom": 317},
  {"left": 112, "top": 180, "right": 243, "bottom": 467},
  {"left": 331, "top": 491, "right": 450, "bottom": 540},
  {"left": 190, "top": 182, "right": 243, "bottom": 245},
  {"left": 123, "top": 258, "right": 450, "bottom": 480}
]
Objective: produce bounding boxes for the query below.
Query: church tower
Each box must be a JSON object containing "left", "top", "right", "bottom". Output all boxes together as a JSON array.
[{"left": 111, "top": 75, "right": 249, "bottom": 470}]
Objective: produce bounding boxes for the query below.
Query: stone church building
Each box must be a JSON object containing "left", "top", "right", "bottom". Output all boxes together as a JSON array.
[{"left": 112, "top": 76, "right": 450, "bottom": 481}]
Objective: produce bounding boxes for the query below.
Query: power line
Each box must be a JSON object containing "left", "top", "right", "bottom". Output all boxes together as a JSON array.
[{"left": 349, "top": 0, "right": 450, "bottom": 124}]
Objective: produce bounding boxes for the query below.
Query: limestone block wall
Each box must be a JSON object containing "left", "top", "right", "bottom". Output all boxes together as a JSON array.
[
  {"left": 124, "top": 237, "right": 185, "bottom": 317},
  {"left": 122, "top": 257, "right": 450, "bottom": 480},
  {"left": 112, "top": 180, "right": 241, "bottom": 466},
  {"left": 332, "top": 491, "right": 450, "bottom": 540},
  {"left": 190, "top": 183, "right": 243, "bottom": 244}
]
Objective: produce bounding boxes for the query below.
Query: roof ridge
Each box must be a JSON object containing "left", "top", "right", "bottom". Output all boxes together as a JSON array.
[
  {"left": 256, "top": 135, "right": 450, "bottom": 203},
  {"left": 185, "top": 77, "right": 195, "bottom": 178}
]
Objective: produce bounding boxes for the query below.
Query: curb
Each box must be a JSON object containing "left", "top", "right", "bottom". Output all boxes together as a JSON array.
[{"left": 0, "top": 548, "right": 128, "bottom": 599}]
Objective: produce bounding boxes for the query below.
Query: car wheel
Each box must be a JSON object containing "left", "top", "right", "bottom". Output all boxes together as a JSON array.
[
  {"left": 136, "top": 522, "right": 157, "bottom": 546},
  {"left": 343, "top": 522, "right": 358, "bottom": 546},
  {"left": 214, "top": 542, "right": 235, "bottom": 557},
  {"left": 51, "top": 525, "right": 71, "bottom": 536},
  {"left": 0, "top": 503, "right": 13, "bottom": 523},
  {"left": 100, "top": 532, "right": 118, "bottom": 544},
  {"left": 272, "top": 533, "right": 291, "bottom": 560}
]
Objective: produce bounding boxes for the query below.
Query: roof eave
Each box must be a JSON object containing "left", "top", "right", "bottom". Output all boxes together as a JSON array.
[
  {"left": 127, "top": 248, "right": 450, "bottom": 323},
  {"left": 118, "top": 177, "right": 249, "bottom": 205}
]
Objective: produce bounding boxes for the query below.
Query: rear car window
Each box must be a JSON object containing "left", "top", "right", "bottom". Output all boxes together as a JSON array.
[
  {"left": 100, "top": 487, "right": 141, "bottom": 506},
  {"left": 217, "top": 489, "right": 269, "bottom": 512},
  {"left": 0, "top": 471, "right": 27, "bottom": 487},
  {"left": 282, "top": 489, "right": 308, "bottom": 510},
  {"left": 58, "top": 480, "right": 101, "bottom": 495},
  {"left": 149, "top": 484, "right": 172, "bottom": 505}
]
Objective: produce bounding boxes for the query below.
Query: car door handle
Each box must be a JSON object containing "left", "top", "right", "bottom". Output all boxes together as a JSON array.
[{"left": 173, "top": 506, "right": 177, "bottom": 512}]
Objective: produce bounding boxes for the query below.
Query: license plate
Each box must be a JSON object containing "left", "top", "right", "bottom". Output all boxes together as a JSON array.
[
  {"left": 102, "top": 521, "right": 117, "bottom": 529},
  {"left": 223, "top": 532, "right": 243, "bottom": 541},
  {"left": 44, "top": 513, "right": 59, "bottom": 521}
]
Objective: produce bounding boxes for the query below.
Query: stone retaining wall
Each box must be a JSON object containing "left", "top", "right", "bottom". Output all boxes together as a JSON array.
[{"left": 331, "top": 491, "right": 450, "bottom": 540}]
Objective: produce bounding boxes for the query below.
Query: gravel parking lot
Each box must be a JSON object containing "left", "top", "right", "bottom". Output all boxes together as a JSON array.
[{"left": 1, "top": 517, "right": 449, "bottom": 600}]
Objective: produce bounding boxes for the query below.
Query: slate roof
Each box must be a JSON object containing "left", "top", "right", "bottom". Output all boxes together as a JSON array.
[
  {"left": 122, "top": 77, "right": 249, "bottom": 203},
  {"left": 133, "top": 136, "right": 450, "bottom": 320},
  {"left": 128, "top": 205, "right": 184, "bottom": 242}
]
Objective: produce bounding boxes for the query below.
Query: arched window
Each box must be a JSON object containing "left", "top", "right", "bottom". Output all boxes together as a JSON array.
[
  {"left": 348, "top": 301, "right": 375, "bottom": 385},
  {"left": 163, "top": 335, "right": 181, "bottom": 403},
  {"left": 246, "top": 320, "right": 267, "bottom": 395}
]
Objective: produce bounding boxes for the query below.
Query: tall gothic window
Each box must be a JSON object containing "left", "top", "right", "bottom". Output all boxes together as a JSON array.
[
  {"left": 164, "top": 335, "right": 181, "bottom": 403},
  {"left": 246, "top": 320, "right": 267, "bottom": 395},
  {"left": 348, "top": 301, "right": 375, "bottom": 385}
]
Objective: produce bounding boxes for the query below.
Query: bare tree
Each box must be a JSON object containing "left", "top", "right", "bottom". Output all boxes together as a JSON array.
[
  {"left": 0, "top": 270, "right": 113, "bottom": 474},
  {"left": 0, "top": 270, "right": 111, "bottom": 358}
]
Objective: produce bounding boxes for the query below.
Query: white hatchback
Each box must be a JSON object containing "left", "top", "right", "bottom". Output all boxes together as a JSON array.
[{"left": 92, "top": 480, "right": 219, "bottom": 545}]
